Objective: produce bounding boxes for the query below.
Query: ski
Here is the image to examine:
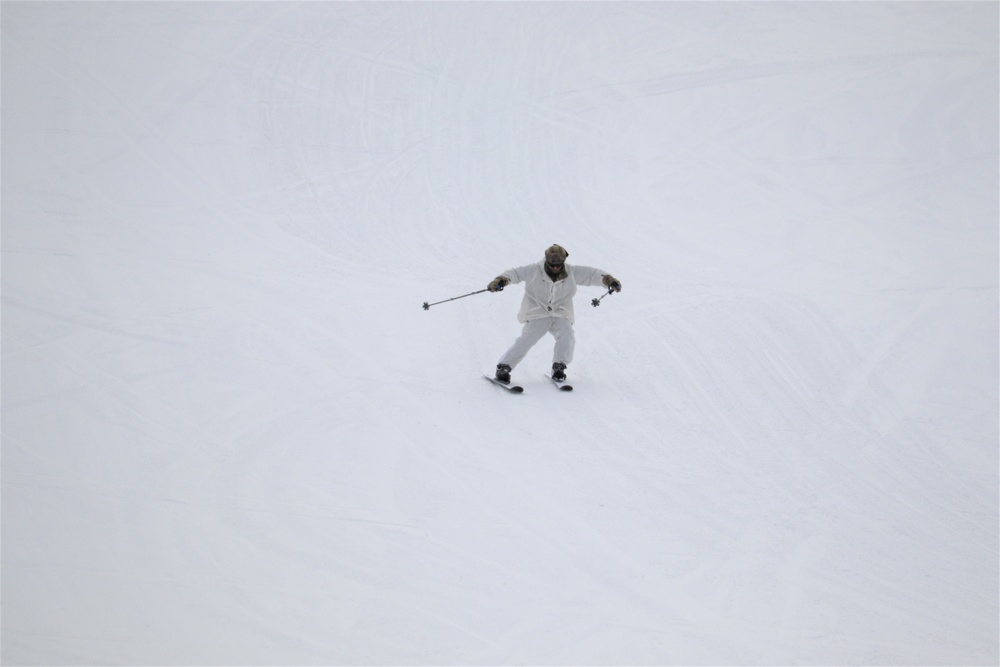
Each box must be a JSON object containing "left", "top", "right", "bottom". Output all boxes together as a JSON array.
[
  {"left": 484, "top": 375, "right": 524, "bottom": 393},
  {"left": 546, "top": 374, "right": 574, "bottom": 391}
]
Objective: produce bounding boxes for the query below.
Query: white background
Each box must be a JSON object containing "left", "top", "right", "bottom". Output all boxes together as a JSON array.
[{"left": 2, "top": 2, "right": 997, "bottom": 665}]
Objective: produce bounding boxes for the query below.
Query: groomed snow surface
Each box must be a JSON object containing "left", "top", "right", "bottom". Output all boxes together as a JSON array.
[{"left": 2, "top": 3, "right": 997, "bottom": 665}]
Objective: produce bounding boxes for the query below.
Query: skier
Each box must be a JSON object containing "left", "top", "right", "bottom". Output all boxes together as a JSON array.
[{"left": 487, "top": 244, "right": 621, "bottom": 385}]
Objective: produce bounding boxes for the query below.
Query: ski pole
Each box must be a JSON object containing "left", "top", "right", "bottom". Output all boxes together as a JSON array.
[
  {"left": 591, "top": 288, "right": 615, "bottom": 308},
  {"left": 423, "top": 288, "right": 489, "bottom": 311}
]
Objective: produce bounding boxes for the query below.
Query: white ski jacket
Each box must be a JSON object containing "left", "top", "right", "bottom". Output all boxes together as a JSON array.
[{"left": 501, "top": 261, "right": 610, "bottom": 324}]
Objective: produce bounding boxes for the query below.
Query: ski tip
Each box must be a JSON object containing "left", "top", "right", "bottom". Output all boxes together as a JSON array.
[
  {"left": 545, "top": 374, "right": 574, "bottom": 391},
  {"left": 484, "top": 375, "right": 524, "bottom": 393}
]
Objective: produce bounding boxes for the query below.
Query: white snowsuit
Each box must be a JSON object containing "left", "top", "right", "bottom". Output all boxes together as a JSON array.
[{"left": 497, "top": 261, "right": 610, "bottom": 369}]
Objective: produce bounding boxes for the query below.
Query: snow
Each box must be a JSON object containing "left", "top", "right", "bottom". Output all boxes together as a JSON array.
[{"left": 2, "top": 2, "right": 997, "bottom": 665}]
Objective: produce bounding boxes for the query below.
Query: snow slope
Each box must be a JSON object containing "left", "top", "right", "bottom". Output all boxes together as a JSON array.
[{"left": 2, "top": 2, "right": 997, "bottom": 665}]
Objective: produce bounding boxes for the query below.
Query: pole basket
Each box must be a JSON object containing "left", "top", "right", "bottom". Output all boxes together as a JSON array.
[{"left": 592, "top": 288, "right": 615, "bottom": 307}]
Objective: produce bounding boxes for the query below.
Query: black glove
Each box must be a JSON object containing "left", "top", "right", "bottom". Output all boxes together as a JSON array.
[
  {"left": 488, "top": 276, "right": 509, "bottom": 292},
  {"left": 602, "top": 275, "right": 622, "bottom": 292}
]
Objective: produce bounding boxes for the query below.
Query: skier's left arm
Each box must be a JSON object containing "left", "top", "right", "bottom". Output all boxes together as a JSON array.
[{"left": 572, "top": 266, "right": 622, "bottom": 292}]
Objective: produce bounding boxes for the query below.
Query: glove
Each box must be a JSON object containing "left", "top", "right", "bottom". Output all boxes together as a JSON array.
[
  {"left": 602, "top": 274, "right": 622, "bottom": 292},
  {"left": 488, "top": 276, "right": 509, "bottom": 292}
]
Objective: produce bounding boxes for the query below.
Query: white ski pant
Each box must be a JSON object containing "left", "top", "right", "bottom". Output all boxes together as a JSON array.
[{"left": 498, "top": 316, "right": 575, "bottom": 369}]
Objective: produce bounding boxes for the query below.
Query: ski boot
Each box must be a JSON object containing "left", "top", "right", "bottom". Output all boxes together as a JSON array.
[
  {"left": 552, "top": 362, "right": 567, "bottom": 382},
  {"left": 495, "top": 364, "right": 512, "bottom": 384}
]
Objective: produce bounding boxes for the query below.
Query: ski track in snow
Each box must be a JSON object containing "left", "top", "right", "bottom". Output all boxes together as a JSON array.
[{"left": 2, "top": 3, "right": 997, "bottom": 665}]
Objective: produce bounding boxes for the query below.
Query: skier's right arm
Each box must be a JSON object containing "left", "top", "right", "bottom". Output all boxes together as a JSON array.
[
  {"left": 488, "top": 264, "right": 534, "bottom": 292},
  {"left": 487, "top": 275, "right": 509, "bottom": 292}
]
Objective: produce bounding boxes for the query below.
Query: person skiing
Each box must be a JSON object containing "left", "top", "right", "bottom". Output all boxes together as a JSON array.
[{"left": 487, "top": 244, "right": 621, "bottom": 385}]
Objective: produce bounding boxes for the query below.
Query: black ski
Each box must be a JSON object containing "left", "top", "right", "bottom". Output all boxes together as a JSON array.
[
  {"left": 546, "top": 374, "right": 574, "bottom": 391},
  {"left": 484, "top": 375, "right": 524, "bottom": 393}
]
